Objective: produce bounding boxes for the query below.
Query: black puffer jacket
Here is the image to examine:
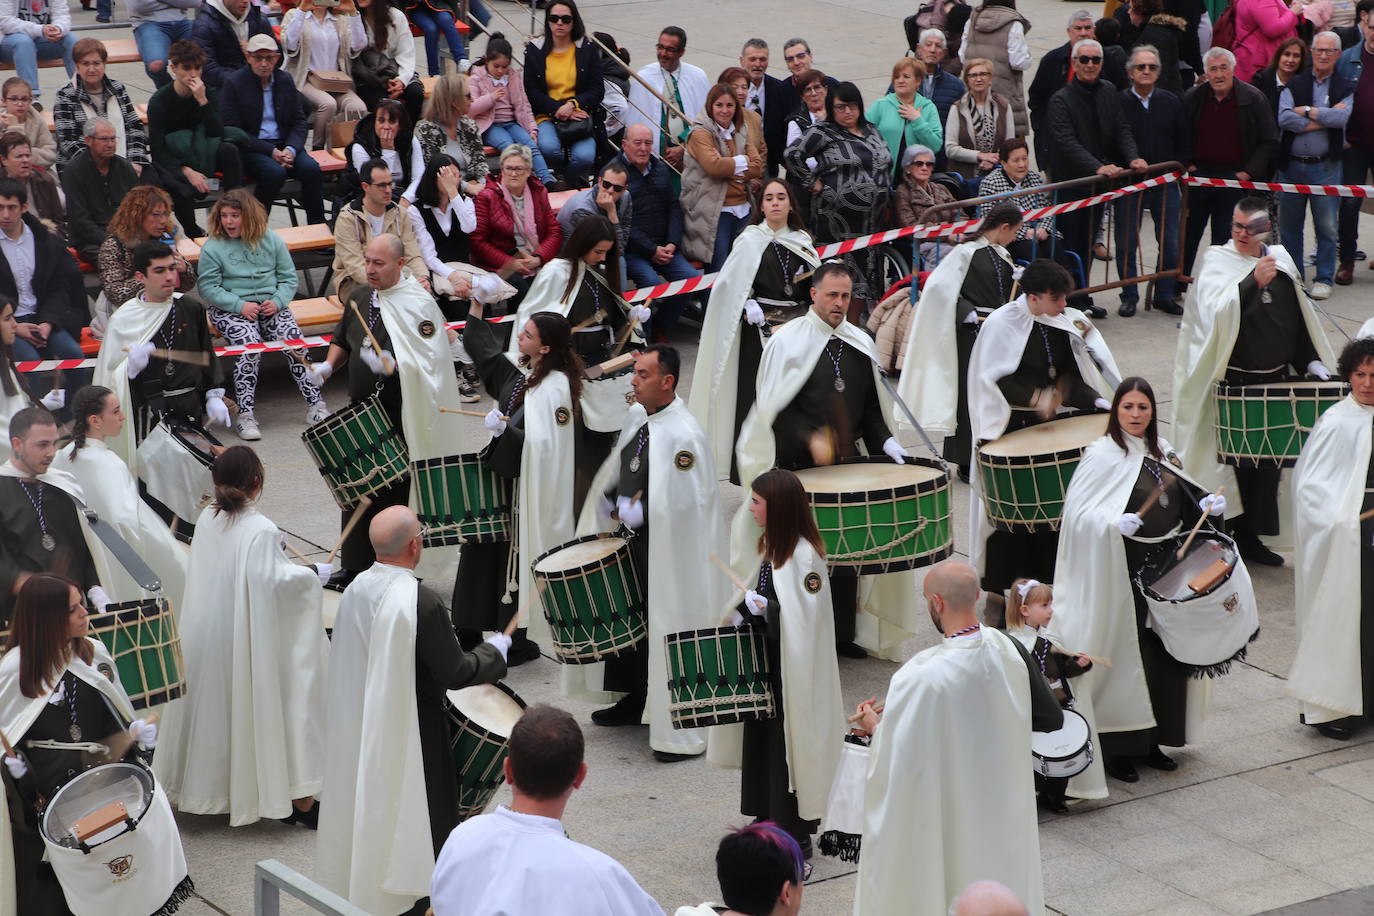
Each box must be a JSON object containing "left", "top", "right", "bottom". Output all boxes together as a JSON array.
[{"left": 1048, "top": 77, "right": 1141, "bottom": 179}]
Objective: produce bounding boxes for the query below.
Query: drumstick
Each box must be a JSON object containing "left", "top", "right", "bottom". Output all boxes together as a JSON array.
[
  {"left": 348, "top": 300, "right": 388, "bottom": 359},
  {"left": 1135, "top": 485, "right": 1165, "bottom": 517},
  {"left": 122, "top": 346, "right": 211, "bottom": 367},
  {"left": 611, "top": 299, "right": 652, "bottom": 359},
  {"left": 0, "top": 726, "right": 13, "bottom": 758},
  {"left": 570, "top": 309, "right": 607, "bottom": 333},
  {"left": 1049, "top": 646, "right": 1113, "bottom": 668},
  {"left": 283, "top": 539, "right": 311, "bottom": 564},
  {"left": 327, "top": 495, "right": 373, "bottom": 566},
  {"left": 846, "top": 702, "right": 885, "bottom": 724},
  {"left": 708, "top": 552, "right": 749, "bottom": 593},
  {"left": 1360, "top": 506, "right": 1374, "bottom": 521},
  {"left": 99, "top": 711, "right": 161, "bottom": 764},
  {"left": 439, "top": 406, "right": 510, "bottom": 421},
  {"left": 1176, "top": 486, "right": 1225, "bottom": 560},
  {"left": 502, "top": 597, "right": 527, "bottom": 638}
]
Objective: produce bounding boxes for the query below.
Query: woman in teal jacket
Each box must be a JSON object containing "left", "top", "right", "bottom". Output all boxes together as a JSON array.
[
  {"left": 865, "top": 58, "right": 943, "bottom": 181},
  {"left": 197, "top": 189, "right": 328, "bottom": 441}
]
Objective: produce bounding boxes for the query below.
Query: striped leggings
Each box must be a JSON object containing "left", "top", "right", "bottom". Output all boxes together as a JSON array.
[{"left": 209, "top": 307, "right": 322, "bottom": 416}]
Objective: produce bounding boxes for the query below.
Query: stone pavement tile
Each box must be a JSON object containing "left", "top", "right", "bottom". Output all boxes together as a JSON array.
[
  {"left": 1165, "top": 844, "right": 1288, "bottom": 899},
  {"left": 1193, "top": 798, "right": 1330, "bottom": 848},
  {"left": 1315, "top": 756, "right": 1374, "bottom": 801},
  {"left": 1260, "top": 886, "right": 1374, "bottom": 915},
  {"left": 1046, "top": 869, "right": 1198, "bottom": 916},
  {"left": 1048, "top": 796, "right": 1186, "bottom": 850},
  {"left": 1300, "top": 852, "right": 1374, "bottom": 894},
  {"left": 1099, "top": 823, "right": 1255, "bottom": 876},
  {"left": 1140, "top": 902, "right": 1229, "bottom": 916},
  {"left": 1041, "top": 842, "right": 1136, "bottom": 898},
  {"left": 1147, "top": 776, "right": 1286, "bottom": 823},
  {"left": 1208, "top": 871, "right": 1339, "bottom": 916},
  {"left": 1258, "top": 822, "right": 1374, "bottom": 871},
  {"left": 1283, "top": 785, "right": 1374, "bottom": 834}
]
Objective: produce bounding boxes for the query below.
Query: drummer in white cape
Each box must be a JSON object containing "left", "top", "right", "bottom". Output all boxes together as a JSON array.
[
  {"left": 155, "top": 446, "right": 331, "bottom": 828},
  {"left": 1172, "top": 197, "right": 1335, "bottom": 567},
  {"left": 451, "top": 304, "right": 585, "bottom": 667},
  {"left": 849, "top": 560, "right": 1062, "bottom": 916},
  {"left": 897, "top": 202, "right": 1023, "bottom": 482},
  {"left": 317, "top": 505, "right": 509, "bottom": 916},
  {"left": 1288, "top": 336, "right": 1374, "bottom": 741},
  {"left": 430, "top": 705, "right": 664, "bottom": 916},
  {"left": 1049, "top": 378, "right": 1232, "bottom": 788},
  {"left": 689, "top": 177, "right": 819, "bottom": 484},
  {"left": 0, "top": 574, "right": 183, "bottom": 916},
  {"left": 732, "top": 261, "right": 914, "bottom": 660},
  {"left": 577, "top": 345, "right": 729, "bottom": 762},
  {"left": 967, "top": 258, "right": 1121, "bottom": 616},
  {"left": 303, "top": 234, "right": 470, "bottom": 585},
  {"left": 52, "top": 387, "right": 189, "bottom": 612}
]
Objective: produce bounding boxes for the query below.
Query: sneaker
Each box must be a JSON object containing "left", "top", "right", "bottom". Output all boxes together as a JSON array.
[
  {"left": 458, "top": 363, "right": 481, "bottom": 403},
  {"left": 306, "top": 401, "right": 330, "bottom": 425},
  {"left": 235, "top": 414, "right": 262, "bottom": 441},
  {"left": 1310, "top": 281, "right": 1333, "bottom": 300},
  {"left": 457, "top": 58, "right": 471, "bottom": 74}
]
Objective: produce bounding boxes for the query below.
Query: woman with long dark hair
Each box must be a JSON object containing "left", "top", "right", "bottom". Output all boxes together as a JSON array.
[
  {"left": 155, "top": 445, "right": 330, "bottom": 828},
  {"left": 682, "top": 82, "right": 766, "bottom": 272},
  {"left": 522, "top": 0, "right": 604, "bottom": 187},
  {"left": 347, "top": 98, "right": 424, "bottom": 203},
  {"left": 352, "top": 0, "right": 424, "bottom": 122}
]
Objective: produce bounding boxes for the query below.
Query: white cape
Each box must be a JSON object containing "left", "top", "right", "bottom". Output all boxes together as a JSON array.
[
  {"left": 731, "top": 309, "right": 920, "bottom": 659},
  {"left": 517, "top": 370, "right": 577, "bottom": 648},
  {"left": 316, "top": 561, "right": 431, "bottom": 915},
  {"left": 571, "top": 397, "right": 729, "bottom": 755},
  {"left": 505, "top": 258, "right": 642, "bottom": 362},
  {"left": 853, "top": 628, "right": 1042, "bottom": 916},
  {"left": 1172, "top": 241, "right": 1334, "bottom": 515},
  {"left": 154, "top": 505, "right": 329, "bottom": 825},
  {"left": 1288, "top": 395, "right": 1374, "bottom": 723},
  {"left": 53, "top": 438, "right": 188, "bottom": 611},
  {"left": 0, "top": 368, "right": 28, "bottom": 464},
  {"left": 688, "top": 222, "right": 818, "bottom": 473},
  {"left": 91, "top": 293, "right": 179, "bottom": 472}
]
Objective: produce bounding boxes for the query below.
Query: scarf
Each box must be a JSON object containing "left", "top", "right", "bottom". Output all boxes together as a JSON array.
[
  {"left": 970, "top": 96, "right": 997, "bottom": 153},
  {"left": 71, "top": 76, "right": 128, "bottom": 159},
  {"left": 499, "top": 181, "right": 541, "bottom": 253}
]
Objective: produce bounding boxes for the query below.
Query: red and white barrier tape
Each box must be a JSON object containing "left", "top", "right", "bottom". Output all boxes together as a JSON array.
[{"left": 1182, "top": 175, "right": 1374, "bottom": 197}]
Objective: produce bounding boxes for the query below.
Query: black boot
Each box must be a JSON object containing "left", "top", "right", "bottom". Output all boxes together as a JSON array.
[
  {"left": 592, "top": 691, "right": 647, "bottom": 726},
  {"left": 507, "top": 627, "right": 541, "bottom": 666}
]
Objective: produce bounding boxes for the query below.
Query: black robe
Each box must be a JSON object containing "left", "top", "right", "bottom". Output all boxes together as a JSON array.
[
  {"left": 566, "top": 269, "right": 629, "bottom": 366},
  {"left": 946, "top": 247, "right": 1012, "bottom": 468},
  {"left": 0, "top": 478, "right": 99, "bottom": 625},
  {"left": 600, "top": 419, "right": 651, "bottom": 696},
  {"left": 129, "top": 297, "right": 225, "bottom": 441}
]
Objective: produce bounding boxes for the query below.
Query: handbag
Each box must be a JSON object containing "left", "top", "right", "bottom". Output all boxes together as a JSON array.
[
  {"left": 308, "top": 70, "right": 355, "bottom": 93},
  {"left": 552, "top": 116, "right": 593, "bottom": 145}
]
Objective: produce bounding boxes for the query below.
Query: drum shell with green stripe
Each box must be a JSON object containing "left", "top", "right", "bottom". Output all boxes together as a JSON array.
[
  {"left": 532, "top": 533, "right": 647, "bottom": 664},
  {"left": 665, "top": 626, "right": 775, "bottom": 729},
  {"left": 411, "top": 453, "right": 512, "bottom": 547},
  {"left": 1214, "top": 380, "right": 1349, "bottom": 468},
  {"left": 87, "top": 598, "right": 186, "bottom": 711},
  {"left": 301, "top": 396, "right": 410, "bottom": 509},
  {"left": 977, "top": 413, "right": 1107, "bottom": 533},
  {"left": 793, "top": 456, "right": 953, "bottom": 575},
  {"left": 445, "top": 682, "right": 527, "bottom": 822}
]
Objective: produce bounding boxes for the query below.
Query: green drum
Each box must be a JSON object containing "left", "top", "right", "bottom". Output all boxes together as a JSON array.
[
  {"left": 88, "top": 598, "right": 186, "bottom": 710},
  {"left": 301, "top": 396, "right": 409, "bottom": 509},
  {"left": 445, "top": 682, "right": 527, "bottom": 822},
  {"left": 665, "top": 627, "right": 775, "bottom": 729},
  {"left": 793, "top": 456, "right": 953, "bottom": 575},
  {"left": 532, "top": 534, "right": 647, "bottom": 664},
  {"left": 411, "top": 453, "right": 512, "bottom": 547},
  {"left": 977, "top": 413, "right": 1108, "bottom": 533},
  {"left": 1215, "top": 380, "right": 1349, "bottom": 468}
]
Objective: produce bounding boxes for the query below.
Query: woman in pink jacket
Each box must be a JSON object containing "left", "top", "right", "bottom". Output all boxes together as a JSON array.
[
  {"left": 1233, "top": 0, "right": 1305, "bottom": 81},
  {"left": 467, "top": 32, "right": 556, "bottom": 183}
]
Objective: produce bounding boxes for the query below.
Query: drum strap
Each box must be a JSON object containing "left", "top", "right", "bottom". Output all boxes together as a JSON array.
[
  {"left": 1128, "top": 523, "right": 1183, "bottom": 546},
  {"left": 25, "top": 739, "right": 110, "bottom": 755}
]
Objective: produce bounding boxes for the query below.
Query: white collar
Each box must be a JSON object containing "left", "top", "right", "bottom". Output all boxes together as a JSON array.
[
  {"left": 491, "top": 73, "right": 508, "bottom": 86},
  {"left": 717, "top": 123, "right": 736, "bottom": 140},
  {"left": 493, "top": 805, "right": 564, "bottom": 834},
  {"left": 1131, "top": 86, "right": 1153, "bottom": 102}
]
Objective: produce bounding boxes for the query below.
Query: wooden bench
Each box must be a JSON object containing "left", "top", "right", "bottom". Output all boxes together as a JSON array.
[
  {"left": 3, "top": 37, "right": 137, "bottom": 71},
  {"left": 205, "top": 295, "right": 342, "bottom": 344}
]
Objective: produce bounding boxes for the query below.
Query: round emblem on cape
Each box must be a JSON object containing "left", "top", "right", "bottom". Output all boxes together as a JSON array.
[
  {"left": 1073, "top": 319, "right": 1090, "bottom": 334},
  {"left": 418, "top": 319, "right": 437, "bottom": 338},
  {"left": 674, "top": 449, "right": 694, "bottom": 471},
  {"left": 1166, "top": 451, "right": 1183, "bottom": 469},
  {"left": 624, "top": 390, "right": 636, "bottom": 406},
  {"left": 97, "top": 663, "right": 115, "bottom": 682},
  {"left": 804, "top": 572, "right": 823, "bottom": 594},
  {"left": 555, "top": 406, "right": 571, "bottom": 426}
]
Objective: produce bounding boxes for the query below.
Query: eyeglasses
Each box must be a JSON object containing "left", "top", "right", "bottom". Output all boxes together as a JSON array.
[
  {"left": 368, "top": 178, "right": 395, "bottom": 188},
  {"left": 654, "top": 42, "right": 682, "bottom": 53},
  {"left": 3, "top": 95, "right": 31, "bottom": 102},
  {"left": 784, "top": 51, "right": 810, "bottom": 63},
  {"left": 832, "top": 102, "right": 857, "bottom": 111},
  {"left": 1231, "top": 220, "right": 1262, "bottom": 233},
  {"left": 1313, "top": 47, "right": 1340, "bottom": 54},
  {"left": 966, "top": 71, "right": 991, "bottom": 79},
  {"left": 547, "top": 13, "right": 573, "bottom": 23},
  {"left": 1075, "top": 55, "right": 1103, "bottom": 65},
  {"left": 502, "top": 164, "right": 530, "bottom": 174},
  {"left": 1133, "top": 62, "right": 1160, "bottom": 71},
  {"left": 802, "top": 83, "right": 826, "bottom": 94},
  {"left": 911, "top": 160, "right": 935, "bottom": 168},
  {"left": 249, "top": 52, "right": 278, "bottom": 61},
  {"left": 600, "top": 178, "right": 626, "bottom": 193}
]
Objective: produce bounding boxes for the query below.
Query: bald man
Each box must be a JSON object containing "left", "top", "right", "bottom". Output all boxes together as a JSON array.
[
  {"left": 950, "top": 881, "right": 1029, "bottom": 916},
  {"left": 318, "top": 505, "right": 509, "bottom": 916},
  {"left": 851, "top": 560, "right": 1060, "bottom": 916}
]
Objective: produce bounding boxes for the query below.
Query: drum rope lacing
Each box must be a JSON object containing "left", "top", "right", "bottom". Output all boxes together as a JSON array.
[{"left": 826, "top": 517, "right": 928, "bottom": 561}]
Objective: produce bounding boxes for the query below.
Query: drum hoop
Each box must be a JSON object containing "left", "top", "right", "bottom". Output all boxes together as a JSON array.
[
  {"left": 1031, "top": 709, "right": 1090, "bottom": 760},
  {"left": 801, "top": 455, "right": 949, "bottom": 503},
  {"left": 1135, "top": 530, "right": 1238, "bottom": 604},
  {"left": 532, "top": 532, "right": 631, "bottom": 578},
  {"left": 976, "top": 443, "right": 1094, "bottom": 469},
  {"left": 41, "top": 762, "right": 157, "bottom": 852},
  {"left": 163, "top": 420, "right": 221, "bottom": 466},
  {"left": 87, "top": 597, "right": 186, "bottom": 709},
  {"left": 410, "top": 452, "right": 487, "bottom": 472},
  {"left": 445, "top": 681, "right": 528, "bottom": 744},
  {"left": 1214, "top": 380, "right": 1350, "bottom": 397}
]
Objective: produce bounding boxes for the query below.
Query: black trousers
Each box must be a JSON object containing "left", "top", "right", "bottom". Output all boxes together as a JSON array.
[
  {"left": 339, "top": 477, "right": 410, "bottom": 572},
  {"left": 1183, "top": 169, "right": 1245, "bottom": 280},
  {"left": 831, "top": 571, "right": 858, "bottom": 645}
]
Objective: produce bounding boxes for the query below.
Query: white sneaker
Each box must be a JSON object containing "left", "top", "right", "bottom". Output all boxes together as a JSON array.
[
  {"left": 235, "top": 414, "right": 262, "bottom": 441},
  {"left": 458, "top": 58, "right": 471, "bottom": 74},
  {"left": 307, "top": 401, "right": 330, "bottom": 425},
  {"left": 1310, "top": 282, "right": 1333, "bottom": 300}
]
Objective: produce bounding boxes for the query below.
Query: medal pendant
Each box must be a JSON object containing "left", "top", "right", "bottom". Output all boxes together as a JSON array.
[
  {"left": 629, "top": 456, "right": 641, "bottom": 474},
  {"left": 41, "top": 533, "right": 55, "bottom": 552},
  {"left": 1261, "top": 289, "right": 1273, "bottom": 305},
  {"left": 1158, "top": 492, "right": 1170, "bottom": 510},
  {"left": 1048, "top": 366, "right": 1058, "bottom": 381},
  {"left": 834, "top": 377, "right": 846, "bottom": 393},
  {"left": 164, "top": 361, "right": 175, "bottom": 377},
  {"left": 69, "top": 723, "right": 81, "bottom": 741},
  {"left": 783, "top": 282, "right": 793, "bottom": 298}
]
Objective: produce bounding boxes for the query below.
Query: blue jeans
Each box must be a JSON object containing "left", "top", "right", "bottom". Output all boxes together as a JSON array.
[
  {"left": 410, "top": 7, "right": 465, "bottom": 74},
  {"left": 1113, "top": 183, "right": 1181, "bottom": 304},
  {"left": 709, "top": 211, "right": 748, "bottom": 273},
  {"left": 133, "top": 20, "right": 192, "bottom": 89},
  {"left": 241, "top": 146, "right": 326, "bottom": 225},
  {"left": 483, "top": 122, "right": 553, "bottom": 182},
  {"left": 1278, "top": 157, "right": 1340, "bottom": 285},
  {"left": 625, "top": 249, "right": 702, "bottom": 332},
  {"left": 11, "top": 326, "right": 88, "bottom": 420},
  {"left": 1339, "top": 147, "right": 1374, "bottom": 262},
  {"left": 467, "top": 0, "right": 490, "bottom": 27},
  {"left": 0, "top": 33, "right": 76, "bottom": 98},
  {"left": 535, "top": 122, "right": 595, "bottom": 184}
]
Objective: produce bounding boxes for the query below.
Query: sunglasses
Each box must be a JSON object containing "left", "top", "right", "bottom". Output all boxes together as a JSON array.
[
  {"left": 911, "top": 160, "right": 935, "bottom": 168},
  {"left": 1134, "top": 62, "right": 1160, "bottom": 71},
  {"left": 1076, "top": 55, "right": 1103, "bottom": 65},
  {"left": 600, "top": 178, "right": 626, "bottom": 193},
  {"left": 547, "top": 13, "right": 573, "bottom": 23}
]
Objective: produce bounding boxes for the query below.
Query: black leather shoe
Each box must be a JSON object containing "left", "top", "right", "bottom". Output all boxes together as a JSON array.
[
  {"left": 957, "top": 466, "right": 970, "bottom": 485},
  {"left": 652, "top": 750, "right": 693, "bottom": 762},
  {"left": 1083, "top": 303, "right": 1108, "bottom": 319},
  {"left": 1144, "top": 747, "right": 1179, "bottom": 771},
  {"left": 836, "top": 641, "right": 867, "bottom": 659},
  {"left": 1118, "top": 301, "right": 1137, "bottom": 317},
  {"left": 280, "top": 800, "right": 320, "bottom": 829},
  {"left": 1154, "top": 299, "right": 1185, "bottom": 316},
  {"left": 506, "top": 639, "right": 541, "bottom": 667},
  {"left": 1104, "top": 757, "right": 1139, "bottom": 783},
  {"left": 1239, "top": 540, "right": 1284, "bottom": 567},
  {"left": 1317, "top": 722, "right": 1355, "bottom": 740},
  {"left": 592, "top": 693, "right": 646, "bottom": 727},
  {"left": 1038, "top": 794, "right": 1069, "bottom": 814}
]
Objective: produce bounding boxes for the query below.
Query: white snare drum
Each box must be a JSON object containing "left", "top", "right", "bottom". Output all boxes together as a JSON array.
[
  {"left": 1031, "top": 708, "right": 1094, "bottom": 779},
  {"left": 136, "top": 421, "right": 218, "bottom": 522},
  {"left": 580, "top": 371, "right": 635, "bottom": 433},
  {"left": 817, "top": 735, "right": 869, "bottom": 863},
  {"left": 40, "top": 762, "right": 190, "bottom": 916}
]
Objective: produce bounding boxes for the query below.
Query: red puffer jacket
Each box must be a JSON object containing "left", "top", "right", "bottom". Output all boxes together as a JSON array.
[{"left": 471, "top": 177, "right": 564, "bottom": 272}]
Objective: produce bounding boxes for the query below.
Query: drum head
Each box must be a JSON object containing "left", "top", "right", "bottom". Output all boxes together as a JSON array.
[
  {"left": 794, "top": 462, "right": 942, "bottom": 492},
  {"left": 448, "top": 683, "right": 526, "bottom": 736},
  {"left": 534, "top": 536, "right": 627, "bottom": 573},
  {"left": 1031, "top": 709, "right": 1089, "bottom": 759},
  {"left": 980, "top": 414, "right": 1108, "bottom": 458},
  {"left": 41, "top": 763, "right": 154, "bottom": 849},
  {"left": 1141, "top": 532, "right": 1236, "bottom": 600}
]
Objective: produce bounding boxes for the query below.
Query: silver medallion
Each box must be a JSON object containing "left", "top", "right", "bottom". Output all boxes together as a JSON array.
[
  {"left": 834, "top": 377, "right": 846, "bottom": 393},
  {"left": 1158, "top": 492, "right": 1170, "bottom": 510},
  {"left": 40, "top": 533, "right": 55, "bottom": 552},
  {"left": 1048, "top": 366, "right": 1058, "bottom": 381},
  {"left": 69, "top": 723, "right": 81, "bottom": 741},
  {"left": 629, "top": 456, "right": 641, "bottom": 473},
  {"left": 1261, "top": 288, "right": 1273, "bottom": 305},
  {"left": 783, "top": 282, "right": 793, "bottom": 298},
  {"left": 164, "top": 361, "right": 175, "bottom": 377}
]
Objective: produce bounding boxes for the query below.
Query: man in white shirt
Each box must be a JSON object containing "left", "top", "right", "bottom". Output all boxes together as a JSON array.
[
  {"left": 626, "top": 26, "right": 708, "bottom": 169},
  {"left": 430, "top": 704, "right": 664, "bottom": 916}
]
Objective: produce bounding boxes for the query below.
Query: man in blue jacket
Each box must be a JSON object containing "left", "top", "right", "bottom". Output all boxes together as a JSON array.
[{"left": 191, "top": 0, "right": 274, "bottom": 90}]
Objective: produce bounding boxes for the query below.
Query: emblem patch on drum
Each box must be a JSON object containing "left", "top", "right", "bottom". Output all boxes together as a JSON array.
[
  {"left": 1224, "top": 593, "right": 1239, "bottom": 613},
  {"left": 674, "top": 450, "right": 694, "bottom": 470},
  {"left": 105, "top": 855, "right": 133, "bottom": 878},
  {"left": 555, "top": 406, "right": 571, "bottom": 426},
  {"left": 418, "top": 319, "right": 437, "bottom": 338},
  {"left": 804, "top": 572, "right": 823, "bottom": 594}
]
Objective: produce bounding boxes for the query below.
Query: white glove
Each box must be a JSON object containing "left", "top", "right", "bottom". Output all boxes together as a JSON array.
[
  {"left": 1118, "top": 513, "right": 1144, "bottom": 536},
  {"left": 1200, "top": 493, "right": 1227, "bottom": 516},
  {"left": 3, "top": 754, "right": 26, "bottom": 779},
  {"left": 743, "top": 589, "right": 768, "bottom": 617},
  {"left": 129, "top": 718, "right": 158, "bottom": 749},
  {"left": 1307, "top": 360, "right": 1332, "bottom": 381},
  {"left": 882, "top": 436, "right": 909, "bottom": 465},
  {"left": 744, "top": 299, "right": 766, "bottom": 326},
  {"left": 731, "top": 154, "right": 749, "bottom": 176},
  {"left": 205, "top": 389, "right": 231, "bottom": 428},
  {"left": 359, "top": 347, "right": 396, "bottom": 376},
  {"left": 312, "top": 562, "right": 333, "bottom": 586},
  {"left": 485, "top": 631, "right": 512, "bottom": 661},
  {"left": 472, "top": 272, "right": 507, "bottom": 304},
  {"left": 39, "top": 388, "right": 64, "bottom": 410},
  {"left": 304, "top": 361, "right": 333, "bottom": 388},
  {"left": 126, "top": 341, "right": 156, "bottom": 379},
  {"left": 617, "top": 494, "right": 645, "bottom": 529},
  {"left": 628, "top": 304, "right": 652, "bottom": 324},
  {"left": 87, "top": 585, "right": 110, "bottom": 614},
  {"left": 962, "top": 310, "right": 980, "bottom": 324},
  {"left": 1094, "top": 398, "right": 1111, "bottom": 411},
  {"left": 484, "top": 407, "right": 507, "bottom": 435},
  {"left": 730, "top": 610, "right": 746, "bottom": 627}
]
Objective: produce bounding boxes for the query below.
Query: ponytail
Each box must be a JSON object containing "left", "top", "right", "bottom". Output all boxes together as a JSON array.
[
  {"left": 68, "top": 385, "right": 115, "bottom": 453},
  {"left": 211, "top": 445, "right": 264, "bottom": 517},
  {"left": 475, "top": 31, "right": 513, "bottom": 70}
]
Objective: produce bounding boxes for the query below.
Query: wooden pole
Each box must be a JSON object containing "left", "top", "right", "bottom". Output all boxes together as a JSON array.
[
  {"left": 1176, "top": 486, "right": 1224, "bottom": 560},
  {"left": 123, "top": 346, "right": 211, "bottom": 367},
  {"left": 328, "top": 495, "right": 373, "bottom": 566}
]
